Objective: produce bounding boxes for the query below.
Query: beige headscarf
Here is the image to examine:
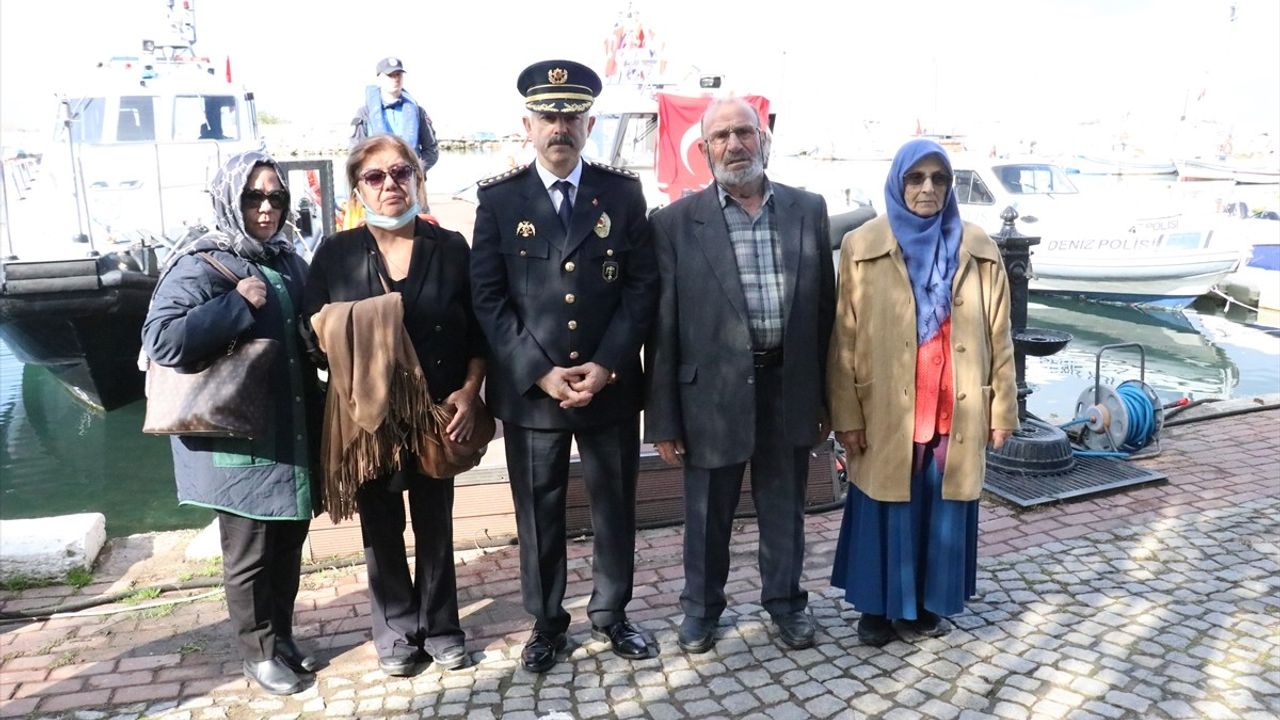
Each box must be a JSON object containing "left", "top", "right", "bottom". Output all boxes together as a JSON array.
[{"left": 310, "top": 293, "right": 433, "bottom": 521}]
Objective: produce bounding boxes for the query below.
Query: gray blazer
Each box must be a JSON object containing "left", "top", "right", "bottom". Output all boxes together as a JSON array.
[{"left": 644, "top": 181, "right": 836, "bottom": 469}]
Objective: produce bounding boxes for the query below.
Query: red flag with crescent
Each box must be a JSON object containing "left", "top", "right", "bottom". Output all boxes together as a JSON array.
[{"left": 655, "top": 93, "right": 769, "bottom": 203}]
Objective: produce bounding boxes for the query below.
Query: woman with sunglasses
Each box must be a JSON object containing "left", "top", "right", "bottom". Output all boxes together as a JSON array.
[
  {"left": 300, "top": 134, "right": 486, "bottom": 677},
  {"left": 826, "top": 138, "right": 1018, "bottom": 646},
  {"left": 142, "top": 150, "right": 322, "bottom": 695}
]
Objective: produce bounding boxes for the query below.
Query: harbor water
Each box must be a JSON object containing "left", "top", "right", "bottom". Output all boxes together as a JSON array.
[
  {"left": 1, "top": 152, "right": 1277, "bottom": 537},
  {"left": 2, "top": 294, "right": 1276, "bottom": 537}
]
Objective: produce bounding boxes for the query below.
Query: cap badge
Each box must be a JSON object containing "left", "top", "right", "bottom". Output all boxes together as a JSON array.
[
  {"left": 517, "top": 220, "right": 536, "bottom": 238},
  {"left": 548, "top": 67, "right": 569, "bottom": 85}
]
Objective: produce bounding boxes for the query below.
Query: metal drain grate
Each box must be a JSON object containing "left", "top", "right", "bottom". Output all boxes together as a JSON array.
[{"left": 984, "top": 455, "right": 1168, "bottom": 508}]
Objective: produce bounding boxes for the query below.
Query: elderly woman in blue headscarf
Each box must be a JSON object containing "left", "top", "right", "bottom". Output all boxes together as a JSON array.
[
  {"left": 143, "top": 150, "right": 322, "bottom": 695},
  {"left": 826, "top": 139, "right": 1017, "bottom": 646}
]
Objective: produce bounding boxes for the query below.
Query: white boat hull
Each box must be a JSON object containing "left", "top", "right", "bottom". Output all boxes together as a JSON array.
[
  {"left": 1068, "top": 155, "right": 1177, "bottom": 176},
  {"left": 1175, "top": 159, "right": 1280, "bottom": 185},
  {"left": 1030, "top": 250, "right": 1241, "bottom": 307}
]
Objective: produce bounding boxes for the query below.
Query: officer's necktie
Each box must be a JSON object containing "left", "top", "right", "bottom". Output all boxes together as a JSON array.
[{"left": 553, "top": 180, "right": 574, "bottom": 230}]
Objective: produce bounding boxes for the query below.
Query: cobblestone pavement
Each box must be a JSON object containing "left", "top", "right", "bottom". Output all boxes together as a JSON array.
[{"left": 2, "top": 406, "right": 1277, "bottom": 719}]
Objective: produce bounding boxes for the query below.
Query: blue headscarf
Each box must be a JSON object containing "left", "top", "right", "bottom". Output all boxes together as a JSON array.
[{"left": 884, "top": 139, "right": 963, "bottom": 345}]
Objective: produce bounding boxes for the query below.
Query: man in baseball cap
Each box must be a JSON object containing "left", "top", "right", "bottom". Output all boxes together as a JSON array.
[{"left": 351, "top": 56, "right": 439, "bottom": 174}]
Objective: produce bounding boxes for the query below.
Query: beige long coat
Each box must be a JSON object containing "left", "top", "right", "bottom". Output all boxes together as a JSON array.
[{"left": 827, "top": 215, "right": 1018, "bottom": 502}]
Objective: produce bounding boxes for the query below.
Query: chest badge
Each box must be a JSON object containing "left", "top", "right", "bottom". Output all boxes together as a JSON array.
[
  {"left": 594, "top": 212, "right": 611, "bottom": 238},
  {"left": 516, "top": 220, "right": 536, "bottom": 238},
  {"left": 602, "top": 260, "right": 620, "bottom": 282}
]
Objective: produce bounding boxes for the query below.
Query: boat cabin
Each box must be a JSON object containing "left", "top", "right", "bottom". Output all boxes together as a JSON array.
[{"left": 43, "top": 54, "right": 262, "bottom": 247}]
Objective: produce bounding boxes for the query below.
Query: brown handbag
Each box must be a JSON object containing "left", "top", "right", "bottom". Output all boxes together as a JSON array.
[
  {"left": 417, "top": 398, "right": 496, "bottom": 479},
  {"left": 142, "top": 254, "right": 279, "bottom": 440}
]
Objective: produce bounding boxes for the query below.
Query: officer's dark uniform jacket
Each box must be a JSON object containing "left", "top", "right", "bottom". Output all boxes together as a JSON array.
[{"left": 470, "top": 160, "right": 658, "bottom": 430}]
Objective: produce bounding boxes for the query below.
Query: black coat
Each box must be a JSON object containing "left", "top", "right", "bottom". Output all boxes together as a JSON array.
[
  {"left": 300, "top": 219, "right": 485, "bottom": 404},
  {"left": 469, "top": 162, "right": 658, "bottom": 430},
  {"left": 142, "top": 249, "right": 322, "bottom": 520},
  {"left": 644, "top": 182, "right": 836, "bottom": 468}
]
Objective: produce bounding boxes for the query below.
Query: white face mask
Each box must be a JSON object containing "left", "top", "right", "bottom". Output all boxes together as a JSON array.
[{"left": 359, "top": 185, "right": 420, "bottom": 230}]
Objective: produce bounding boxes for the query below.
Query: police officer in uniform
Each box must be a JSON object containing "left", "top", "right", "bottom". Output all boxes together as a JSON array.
[{"left": 470, "top": 59, "right": 658, "bottom": 673}]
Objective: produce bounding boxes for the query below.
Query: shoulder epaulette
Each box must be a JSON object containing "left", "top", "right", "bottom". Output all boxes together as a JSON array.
[
  {"left": 477, "top": 163, "right": 531, "bottom": 188},
  {"left": 587, "top": 160, "right": 639, "bottom": 180}
]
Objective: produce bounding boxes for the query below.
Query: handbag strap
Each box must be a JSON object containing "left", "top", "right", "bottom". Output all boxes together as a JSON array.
[{"left": 196, "top": 252, "right": 243, "bottom": 284}]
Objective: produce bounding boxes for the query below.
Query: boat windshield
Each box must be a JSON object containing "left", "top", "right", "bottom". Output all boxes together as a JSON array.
[
  {"left": 63, "top": 97, "right": 106, "bottom": 144},
  {"left": 992, "top": 164, "right": 1078, "bottom": 195},
  {"left": 57, "top": 94, "right": 242, "bottom": 144},
  {"left": 587, "top": 112, "right": 657, "bottom": 168},
  {"left": 174, "top": 95, "right": 240, "bottom": 141}
]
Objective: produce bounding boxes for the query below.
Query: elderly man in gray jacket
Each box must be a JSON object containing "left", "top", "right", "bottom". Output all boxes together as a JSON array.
[{"left": 645, "top": 96, "right": 835, "bottom": 654}]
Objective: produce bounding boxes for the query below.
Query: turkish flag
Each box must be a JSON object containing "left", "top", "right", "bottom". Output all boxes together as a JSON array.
[{"left": 655, "top": 93, "right": 770, "bottom": 203}]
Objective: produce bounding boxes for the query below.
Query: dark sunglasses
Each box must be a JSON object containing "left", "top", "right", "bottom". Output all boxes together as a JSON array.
[
  {"left": 359, "top": 164, "right": 416, "bottom": 187},
  {"left": 904, "top": 171, "right": 952, "bottom": 188},
  {"left": 241, "top": 189, "right": 290, "bottom": 210}
]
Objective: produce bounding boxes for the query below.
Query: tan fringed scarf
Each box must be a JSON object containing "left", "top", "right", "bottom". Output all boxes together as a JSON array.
[{"left": 311, "top": 292, "right": 433, "bottom": 521}]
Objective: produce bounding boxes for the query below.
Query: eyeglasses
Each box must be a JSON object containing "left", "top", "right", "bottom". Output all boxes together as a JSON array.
[
  {"left": 359, "top": 164, "right": 416, "bottom": 187},
  {"left": 904, "top": 171, "right": 952, "bottom": 189},
  {"left": 241, "top": 189, "right": 290, "bottom": 210},
  {"left": 704, "top": 126, "right": 759, "bottom": 148}
]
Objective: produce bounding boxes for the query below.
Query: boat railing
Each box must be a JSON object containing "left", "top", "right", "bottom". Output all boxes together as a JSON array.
[{"left": 0, "top": 158, "right": 19, "bottom": 260}]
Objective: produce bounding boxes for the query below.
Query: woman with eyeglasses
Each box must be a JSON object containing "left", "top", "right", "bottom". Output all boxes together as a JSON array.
[
  {"left": 142, "top": 150, "right": 322, "bottom": 696},
  {"left": 826, "top": 138, "right": 1018, "bottom": 646},
  {"left": 300, "top": 134, "right": 486, "bottom": 677}
]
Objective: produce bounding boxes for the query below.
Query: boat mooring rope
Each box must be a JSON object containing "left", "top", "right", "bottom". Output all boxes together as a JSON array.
[{"left": 1209, "top": 286, "right": 1263, "bottom": 314}]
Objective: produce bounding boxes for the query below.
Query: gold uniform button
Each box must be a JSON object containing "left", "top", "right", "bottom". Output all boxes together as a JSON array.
[
  {"left": 606, "top": 249, "right": 615, "bottom": 257},
  {"left": 519, "top": 249, "right": 528, "bottom": 257},
  {"left": 565, "top": 293, "right": 576, "bottom": 304},
  {"left": 569, "top": 351, "right": 580, "bottom": 360},
  {"left": 567, "top": 320, "right": 578, "bottom": 330},
  {"left": 564, "top": 261, "right": 576, "bottom": 272}
]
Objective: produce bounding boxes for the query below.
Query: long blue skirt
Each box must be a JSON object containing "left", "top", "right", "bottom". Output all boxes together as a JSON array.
[{"left": 830, "top": 435, "right": 978, "bottom": 620}]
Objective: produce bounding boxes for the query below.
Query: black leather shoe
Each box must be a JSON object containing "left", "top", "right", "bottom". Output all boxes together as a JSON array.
[
  {"left": 893, "top": 610, "right": 952, "bottom": 642},
  {"left": 379, "top": 649, "right": 428, "bottom": 677},
  {"left": 857, "top": 613, "right": 893, "bottom": 646},
  {"left": 243, "top": 658, "right": 303, "bottom": 695},
  {"left": 773, "top": 610, "right": 816, "bottom": 650},
  {"left": 590, "top": 619, "right": 652, "bottom": 660},
  {"left": 677, "top": 616, "right": 717, "bottom": 654},
  {"left": 276, "top": 636, "right": 319, "bottom": 674},
  {"left": 521, "top": 630, "right": 567, "bottom": 673},
  {"left": 432, "top": 644, "right": 470, "bottom": 671}
]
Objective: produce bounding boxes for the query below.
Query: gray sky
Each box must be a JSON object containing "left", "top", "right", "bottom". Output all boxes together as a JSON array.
[{"left": 2, "top": 0, "right": 1277, "bottom": 154}]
